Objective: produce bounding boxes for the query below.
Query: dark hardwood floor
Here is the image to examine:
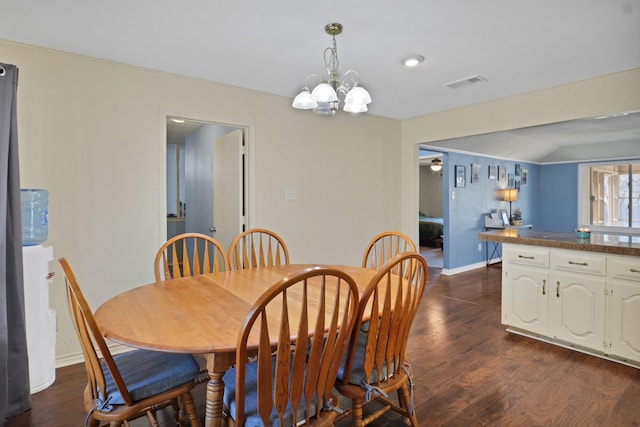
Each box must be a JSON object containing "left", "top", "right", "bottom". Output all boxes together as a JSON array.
[{"left": 6, "top": 265, "right": 640, "bottom": 426}]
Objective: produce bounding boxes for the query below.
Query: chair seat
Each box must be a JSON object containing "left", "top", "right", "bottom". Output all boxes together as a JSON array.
[
  {"left": 223, "top": 358, "right": 321, "bottom": 426},
  {"left": 336, "top": 331, "right": 394, "bottom": 386},
  {"left": 100, "top": 349, "right": 201, "bottom": 406}
]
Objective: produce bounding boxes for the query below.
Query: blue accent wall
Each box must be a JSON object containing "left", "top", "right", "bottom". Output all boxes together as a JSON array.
[
  {"left": 538, "top": 163, "right": 579, "bottom": 231},
  {"left": 443, "top": 152, "right": 540, "bottom": 269}
]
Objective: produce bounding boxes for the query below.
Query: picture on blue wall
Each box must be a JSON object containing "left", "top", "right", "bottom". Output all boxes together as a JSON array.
[
  {"left": 471, "top": 163, "right": 481, "bottom": 183},
  {"left": 522, "top": 169, "right": 528, "bottom": 185},
  {"left": 455, "top": 165, "right": 466, "bottom": 187},
  {"left": 498, "top": 166, "right": 506, "bottom": 181},
  {"left": 488, "top": 165, "right": 497, "bottom": 180}
]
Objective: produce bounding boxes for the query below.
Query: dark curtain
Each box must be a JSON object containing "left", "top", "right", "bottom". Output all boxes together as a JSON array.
[{"left": 0, "top": 63, "right": 30, "bottom": 421}]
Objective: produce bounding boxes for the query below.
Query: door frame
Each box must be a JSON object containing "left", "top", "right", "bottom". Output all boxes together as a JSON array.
[{"left": 160, "top": 111, "right": 254, "bottom": 244}]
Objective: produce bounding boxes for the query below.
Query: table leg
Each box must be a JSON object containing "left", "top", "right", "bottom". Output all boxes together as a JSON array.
[
  {"left": 204, "top": 353, "right": 234, "bottom": 427},
  {"left": 205, "top": 371, "right": 225, "bottom": 427}
]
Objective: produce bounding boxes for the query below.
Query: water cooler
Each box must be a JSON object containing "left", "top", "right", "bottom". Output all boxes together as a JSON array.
[{"left": 21, "top": 189, "right": 56, "bottom": 394}]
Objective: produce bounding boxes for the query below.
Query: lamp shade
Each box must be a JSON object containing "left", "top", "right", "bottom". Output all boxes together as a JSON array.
[
  {"left": 344, "top": 86, "right": 372, "bottom": 105},
  {"left": 311, "top": 83, "right": 338, "bottom": 102},
  {"left": 503, "top": 188, "right": 518, "bottom": 202},
  {"left": 292, "top": 88, "right": 318, "bottom": 109}
]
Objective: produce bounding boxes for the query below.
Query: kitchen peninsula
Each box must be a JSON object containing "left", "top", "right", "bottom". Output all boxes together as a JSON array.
[{"left": 479, "top": 229, "right": 640, "bottom": 368}]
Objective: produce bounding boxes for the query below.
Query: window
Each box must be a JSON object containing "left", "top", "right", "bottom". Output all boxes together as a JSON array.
[{"left": 579, "top": 161, "right": 640, "bottom": 231}]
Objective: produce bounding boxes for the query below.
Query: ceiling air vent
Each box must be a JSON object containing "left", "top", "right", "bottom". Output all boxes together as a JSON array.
[{"left": 445, "top": 75, "right": 487, "bottom": 89}]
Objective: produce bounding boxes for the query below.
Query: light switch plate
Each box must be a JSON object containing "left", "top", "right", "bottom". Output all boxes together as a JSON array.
[{"left": 285, "top": 187, "right": 296, "bottom": 201}]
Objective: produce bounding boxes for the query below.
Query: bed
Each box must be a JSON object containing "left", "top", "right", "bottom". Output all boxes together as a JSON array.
[{"left": 419, "top": 213, "right": 444, "bottom": 248}]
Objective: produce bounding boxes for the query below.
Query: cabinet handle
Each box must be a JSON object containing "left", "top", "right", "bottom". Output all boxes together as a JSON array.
[
  {"left": 631, "top": 268, "right": 640, "bottom": 273},
  {"left": 518, "top": 255, "right": 535, "bottom": 259},
  {"left": 556, "top": 281, "right": 560, "bottom": 298},
  {"left": 568, "top": 261, "right": 588, "bottom": 266},
  {"left": 542, "top": 279, "right": 546, "bottom": 295}
]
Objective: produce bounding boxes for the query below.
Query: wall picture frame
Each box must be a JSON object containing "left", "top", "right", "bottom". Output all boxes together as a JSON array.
[
  {"left": 455, "top": 165, "right": 466, "bottom": 187},
  {"left": 522, "top": 168, "right": 528, "bottom": 185},
  {"left": 498, "top": 166, "right": 506, "bottom": 181},
  {"left": 471, "top": 163, "right": 481, "bottom": 183},
  {"left": 488, "top": 165, "right": 497, "bottom": 180}
]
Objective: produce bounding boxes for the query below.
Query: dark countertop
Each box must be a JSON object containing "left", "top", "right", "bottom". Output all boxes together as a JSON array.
[{"left": 478, "top": 229, "right": 640, "bottom": 257}]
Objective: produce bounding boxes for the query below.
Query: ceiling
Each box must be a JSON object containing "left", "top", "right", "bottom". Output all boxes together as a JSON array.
[
  {"left": 422, "top": 110, "right": 640, "bottom": 163},
  {"left": 1, "top": 1, "right": 639, "bottom": 161}
]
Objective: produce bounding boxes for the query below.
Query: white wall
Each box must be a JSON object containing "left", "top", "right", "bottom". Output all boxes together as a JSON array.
[{"left": 0, "top": 39, "right": 400, "bottom": 363}]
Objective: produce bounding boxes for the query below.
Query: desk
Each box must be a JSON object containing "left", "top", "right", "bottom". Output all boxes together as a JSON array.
[
  {"left": 94, "top": 264, "right": 378, "bottom": 427},
  {"left": 483, "top": 224, "right": 532, "bottom": 266}
]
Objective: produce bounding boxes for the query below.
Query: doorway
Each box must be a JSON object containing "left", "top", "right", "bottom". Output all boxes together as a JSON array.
[
  {"left": 418, "top": 148, "right": 444, "bottom": 268},
  {"left": 166, "top": 117, "right": 248, "bottom": 252}
]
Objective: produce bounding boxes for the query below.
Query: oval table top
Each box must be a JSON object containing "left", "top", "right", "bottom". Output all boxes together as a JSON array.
[{"left": 94, "top": 263, "right": 378, "bottom": 355}]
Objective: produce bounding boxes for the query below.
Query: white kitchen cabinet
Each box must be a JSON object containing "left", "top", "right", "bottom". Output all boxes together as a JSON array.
[
  {"left": 607, "top": 256, "right": 640, "bottom": 363},
  {"left": 502, "top": 266, "right": 549, "bottom": 336},
  {"left": 502, "top": 243, "right": 639, "bottom": 367},
  {"left": 549, "top": 271, "right": 606, "bottom": 351},
  {"left": 502, "top": 245, "right": 549, "bottom": 336}
]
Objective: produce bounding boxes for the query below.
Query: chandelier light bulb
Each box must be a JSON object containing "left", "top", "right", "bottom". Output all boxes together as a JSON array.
[{"left": 343, "top": 103, "right": 368, "bottom": 113}]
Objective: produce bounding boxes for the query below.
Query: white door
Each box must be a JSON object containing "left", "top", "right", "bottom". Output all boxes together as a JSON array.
[
  {"left": 213, "top": 129, "right": 244, "bottom": 251},
  {"left": 184, "top": 124, "right": 244, "bottom": 250}
]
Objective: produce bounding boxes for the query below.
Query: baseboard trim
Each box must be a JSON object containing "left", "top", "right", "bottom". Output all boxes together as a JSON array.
[
  {"left": 441, "top": 260, "right": 489, "bottom": 276},
  {"left": 56, "top": 342, "right": 135, "bottom": 368}
]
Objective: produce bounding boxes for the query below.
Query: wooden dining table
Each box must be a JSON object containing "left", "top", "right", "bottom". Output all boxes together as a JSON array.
[{"left": 94, "top": 263, "right": 379, "bottom": 427}]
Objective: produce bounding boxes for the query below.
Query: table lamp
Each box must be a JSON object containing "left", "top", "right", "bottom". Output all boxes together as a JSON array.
[{"left": 502, "top": 188, "right": 518, "bottom": 224}]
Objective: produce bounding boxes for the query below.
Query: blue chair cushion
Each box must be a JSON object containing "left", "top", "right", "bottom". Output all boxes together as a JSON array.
[
  {"left": 337, "top": 331, "right": 392, "bottom": 385},
  {"left": 223, "top": 358, "right": 319, "bottom": 426},
  {"left": 99, "top": 349, "right": 200, "bottom": 406}
]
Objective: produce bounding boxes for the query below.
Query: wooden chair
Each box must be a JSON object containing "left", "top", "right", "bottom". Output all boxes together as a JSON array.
[
  {"left": 154, "top": 232, "right": 228, "bottom": 281},
  {"left": 335, "top": 252, "right": 428, "bottom": 426},
  {"left": 59, "top": 257, "right": 203, "bottom": 427},
  {"left": 228, "top": 228, "right": 289, "bottom": 271},
  {"left": 361, "top": 231, "right": 417, "bottom": 270},
  {"left": 222, "top": 266, "right": 360, "bottom": 426}
]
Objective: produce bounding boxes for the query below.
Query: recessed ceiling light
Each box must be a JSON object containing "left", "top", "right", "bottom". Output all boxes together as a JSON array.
[{"left": 403, "top": 55, "right": 425, "bottom": 67}]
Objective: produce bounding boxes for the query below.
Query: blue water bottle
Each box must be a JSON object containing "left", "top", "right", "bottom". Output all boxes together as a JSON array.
[{"left": 21, "top": 189, "right": 49, "bottom": 246}]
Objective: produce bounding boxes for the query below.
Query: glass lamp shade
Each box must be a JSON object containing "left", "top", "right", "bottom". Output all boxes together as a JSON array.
[
  {"left": 343, "top": 102, "right": 368, "bottom": 113},
  {"left": 344, "top": 86, "right": 372, "bottom": 105},
  {"left": 311, "top": 83, "right": 338, "bottom": 102},
  {"left": 292, "top": 88, "right": 318, "bottom": 109}
]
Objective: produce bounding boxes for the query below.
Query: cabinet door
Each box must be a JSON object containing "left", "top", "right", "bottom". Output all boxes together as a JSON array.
[
  {"left": 608, "top": 279, "right": 640, "bottom": 363},
  {"left": 503, "top": 266, "right": 549, "bottom": 336},
  {"left": 549, "top": 272, "right": 606, "bottom": 351}
]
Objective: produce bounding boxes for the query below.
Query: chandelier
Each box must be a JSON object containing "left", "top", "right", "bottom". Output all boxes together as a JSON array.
[{"left": 292, "top": 23, "right": 372, "bottom": 115}]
